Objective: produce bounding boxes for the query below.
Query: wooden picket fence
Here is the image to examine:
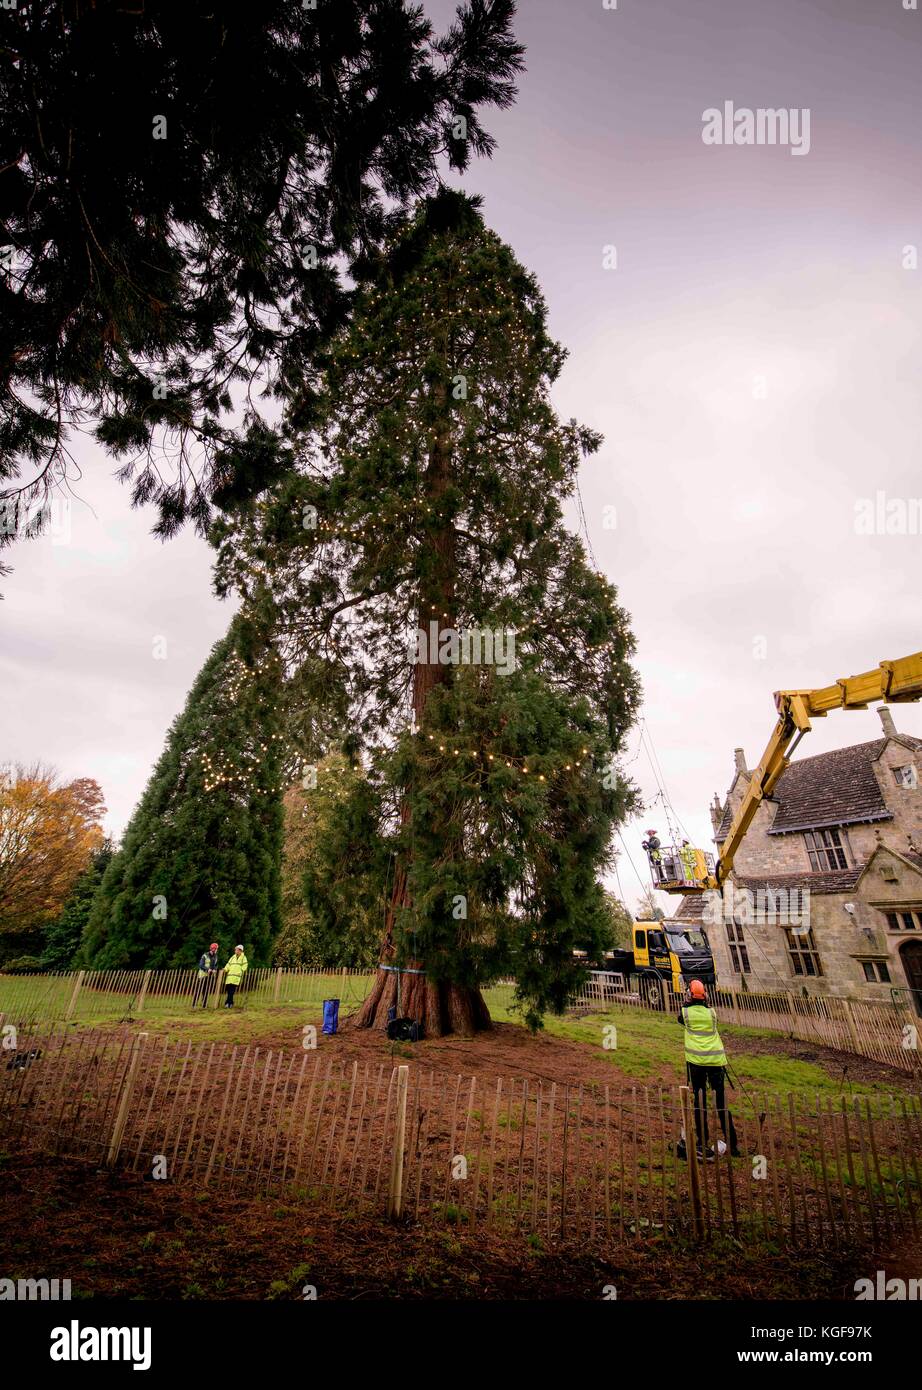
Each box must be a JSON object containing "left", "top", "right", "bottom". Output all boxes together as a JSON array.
[
  {"left": 0, "top": 967, "right": 377, "bottom": 1026},
  {"left": 715, "top": 986, "right": 922, "bottom": 1074},
  {"left": 568, "top": 975, "right": 922, "bottom": 1075},
  {"left": 1, "top": 967, "right": 920, "bottom": 1076},
  {"left": 1, "top": 1026, "right": 919, "bottom": 1248}
]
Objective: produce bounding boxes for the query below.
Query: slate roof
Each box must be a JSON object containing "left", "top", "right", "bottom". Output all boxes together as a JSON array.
[
  {"left": 714, "top": 736, "right": 922, "bottom": 842},
  {"left": 735, "top": 870, "right": 863, "bottom": 895},
  {"left": 667, "top": 895, "right": 707, "bottom": 924},
  {"left": 668, "top": 868, "right": 863, "bottom": 925}
]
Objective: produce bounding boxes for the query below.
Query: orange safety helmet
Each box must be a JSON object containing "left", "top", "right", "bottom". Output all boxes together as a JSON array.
[{"left": 688, "top": 979, "right": 707, "bottom": 1000}]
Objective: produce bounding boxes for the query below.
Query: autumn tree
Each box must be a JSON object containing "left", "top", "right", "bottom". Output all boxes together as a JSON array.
[
  {"left": 635, "top": 890, "right": 665, "bottom": 922},
  {"left": 215, "top": 193, "right": 640, "bottom": 1034},
  {"left": 0, "top": 764, "right": 106, "bottom": 961},
  {"left": 0, "top": 0, "right": 523, "bottom": 578}
]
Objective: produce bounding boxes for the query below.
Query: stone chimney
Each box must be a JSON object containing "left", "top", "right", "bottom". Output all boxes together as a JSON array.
[
  {"left": 733, "top": 747, "right": 747, "bottom": 775},
  {"left": 878, "top": 706, "right": 897, "bottom": 739}
]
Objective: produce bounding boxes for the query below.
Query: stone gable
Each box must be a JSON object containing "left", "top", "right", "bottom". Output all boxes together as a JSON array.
[{"left": 689, "top": 716, "right": 922, "bottom": 1004}]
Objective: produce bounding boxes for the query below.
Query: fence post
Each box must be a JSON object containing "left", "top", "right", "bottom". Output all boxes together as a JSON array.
[
  {"left": 137, "top": 970, "right": 152, "bottom": 1015},
  {"left": 387, "top": 1064, "right": 410, "bottom": 1218},
  {"left": 106, "top": 1033, "right": 148, "bottom": 1169},
  {"left": 64, "top": 970, "right": 85, "bottom": 1022},
  {"left": 680, "top": 1084, "right": 705, "bottom": 1239},
  {"left": 273, "top": 967, "right": 282, "bottom": 1003},
  {"left": 842, "top": 998, "right": 862, "bottom": 1056},
  {"left": 211, "top": 969, "right": 225, "bottom": 1009}
]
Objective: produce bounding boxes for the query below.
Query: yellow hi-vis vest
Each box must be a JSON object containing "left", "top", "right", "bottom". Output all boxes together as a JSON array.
[
  {"left": 681, "top": 1004, "right": 727, "bottom": 1067},
  {"left": 224, "top": 952, "right": 248, "bottom": 985}
]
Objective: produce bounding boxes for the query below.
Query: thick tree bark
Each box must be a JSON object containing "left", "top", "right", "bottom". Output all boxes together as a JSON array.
[
  {"left": 354, "top": 378, "right": 492, "bottom": 1036},
  {"left": 353, "top": 961, "right": 492, "bottom": 1036}
]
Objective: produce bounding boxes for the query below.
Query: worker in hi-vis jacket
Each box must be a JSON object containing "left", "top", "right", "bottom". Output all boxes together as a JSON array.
[
  {"left": 679, "top": 979, "right": 740, "bottom": 1160},
  {"left": 222, "top": 944, "right": 248, "bottom": 1008}
]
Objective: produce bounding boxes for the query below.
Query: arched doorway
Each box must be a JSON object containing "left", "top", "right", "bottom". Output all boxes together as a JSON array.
[{"left": 898, "top": 940, "right": 922, "bottom": 1017}]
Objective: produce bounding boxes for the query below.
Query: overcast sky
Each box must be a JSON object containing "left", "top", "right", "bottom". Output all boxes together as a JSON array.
[{"left": 2, "top": 0, "right": 921, "bottom": 917}]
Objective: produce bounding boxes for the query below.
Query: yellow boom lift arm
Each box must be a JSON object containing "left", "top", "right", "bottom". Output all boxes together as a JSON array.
[{"left": 660, "top": 651, "right": 922, "bottom": 895}]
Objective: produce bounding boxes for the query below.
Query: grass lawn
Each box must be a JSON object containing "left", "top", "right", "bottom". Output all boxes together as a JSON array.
[
  {"left": 9, "top": 976, "right": 912, "bottom": 1109},
  {"left": 536, "top": 1007, "right": 916, "bottom": 1104}
]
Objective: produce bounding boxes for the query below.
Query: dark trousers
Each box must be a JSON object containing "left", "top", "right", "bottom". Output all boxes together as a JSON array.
[
  {"left": 687, "top": 1063, "right": 738, "bottom": 1152},
  {"left": 193, "top": 975, "right": 213, "bottom": 1007},
  {"left": 225, "top": 983, "right": 238, "bottom": 1008}
]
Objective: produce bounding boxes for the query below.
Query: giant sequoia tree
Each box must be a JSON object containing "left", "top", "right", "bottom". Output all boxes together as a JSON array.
[
  {"left": 214, "top": 193, "right": 641, "bottom": 1033},
  {"left": 0, "top": 0, "right": 522, "bottom": 569},
  {"left": 80, "top": 618, "right": 285, "bottom": 968}
]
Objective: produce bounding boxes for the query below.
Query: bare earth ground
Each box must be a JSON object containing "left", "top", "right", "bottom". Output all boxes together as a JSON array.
[
  {"left": 3, "top": 1015, "right": 920, "bottom": 1300},
  {"left": 333, "top": 1017, "right": 916, "bottom": 1091},
  {"left": 90, "top": 1011, "right": 922, "bottom": 1093},
  {"left": 0, "top": 1152, "right": 915, "bottom": 1301}
]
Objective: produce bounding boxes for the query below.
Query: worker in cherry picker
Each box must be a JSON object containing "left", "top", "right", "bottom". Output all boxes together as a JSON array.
[
  {"left": 642, "top": 828, "right": 665, "bottom": 882},
  {"left": 680, "top": 839, "right": 698, "bottom": 882}
]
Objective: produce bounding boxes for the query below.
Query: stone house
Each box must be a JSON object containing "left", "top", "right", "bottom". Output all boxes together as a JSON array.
[{"left": 671, "top": 707, "right": 922, "bottom": 1012}]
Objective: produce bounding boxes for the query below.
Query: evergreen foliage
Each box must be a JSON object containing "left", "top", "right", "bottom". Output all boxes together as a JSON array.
[
  {"left": 215, "top": 193, "right": 641, "bottom": 1029},
  {"left": 80, "top": 619, "right": 284, "bottom": 968},
  {"left": 0, "top": 0, "right": 523, "bottom": 576},
  {"left": 276, "top": 756, "right": 387, "bottom": 969},
  {"left": 41, "top": 840, "right": 115, "bottom": 971}
]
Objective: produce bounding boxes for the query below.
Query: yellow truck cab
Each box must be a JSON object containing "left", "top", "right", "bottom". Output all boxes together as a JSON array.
[
  {"left": 632, "top": 921, "right": 715, "bottom": 1000},
  {"left": 593, "top": 921, "right": 716, "bottom": 1008}
]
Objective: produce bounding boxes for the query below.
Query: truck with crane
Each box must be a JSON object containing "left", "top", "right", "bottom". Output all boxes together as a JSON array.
[{"left": 613, "top": 651, "right": 922, "bottom": 1009}]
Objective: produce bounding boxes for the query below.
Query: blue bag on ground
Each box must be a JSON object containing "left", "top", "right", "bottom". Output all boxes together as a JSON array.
[{"left": 322, "top": 998, "right": 340, "bottom": 1035}]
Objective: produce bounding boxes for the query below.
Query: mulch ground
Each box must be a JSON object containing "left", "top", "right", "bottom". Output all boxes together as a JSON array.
[
  {"left": 90, "top": 1011, "right": 922, "bottom": 1094},
  {"left": 1, "top": 1153, "right": 912, "bottom": 1301},
  {"left": 5, "top": 1015, "right": 921, "bottom": 1300}
]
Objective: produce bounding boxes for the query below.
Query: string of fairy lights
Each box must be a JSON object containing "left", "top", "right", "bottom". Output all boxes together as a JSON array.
[
  {"left": 197, "top": 622, "right": 632, "bottom": 798},
  {"left": 198, "top": 652, "right": 285, "bottom": 795},
  {"left": 294, "top": 737, "right": 600, "bottom": 814},
  {"left": 412, "top": 731, "right": 593, "bottom": 780},
  {"left": 294, "top": 499, "right": 629, "bottom": 658},
  {"left": 306, "top": 493, "right": 539, "bottom": 545},
  {"left": 203, "top": 725, "right": 601, "bottom": 801},
  {"left": 200, "top": 737, "right": 285, "bottom": 795}
]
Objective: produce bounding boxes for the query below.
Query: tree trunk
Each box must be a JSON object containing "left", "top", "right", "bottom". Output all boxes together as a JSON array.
[
  {"left": 354, "top": 377, "right": 492, "bottom": 1037},
  {"left": 353, "top": 961, "right": 492, "bottom": 1036}
]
